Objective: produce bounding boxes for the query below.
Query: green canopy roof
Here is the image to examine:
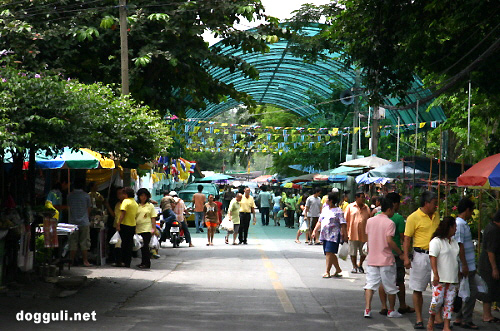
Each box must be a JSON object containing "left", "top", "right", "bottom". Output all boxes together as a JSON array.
[{"left": 186, "top": 24, "right": 446, "bottom": 126}]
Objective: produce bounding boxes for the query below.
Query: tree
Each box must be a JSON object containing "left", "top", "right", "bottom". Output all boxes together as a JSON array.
[
  {"left": 287, "top": 0, "right": 500, "bottom": 161},
  {"left": 0, "top": 0, "right": 288, "bottom": 116},
  {"left": 0, "top": 65, "right": 170, "bottom": 202}
]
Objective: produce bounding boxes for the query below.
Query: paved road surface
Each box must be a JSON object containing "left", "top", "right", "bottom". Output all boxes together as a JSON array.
[{"left": 1, "top": 218, "right": 499, "bottom": 330}]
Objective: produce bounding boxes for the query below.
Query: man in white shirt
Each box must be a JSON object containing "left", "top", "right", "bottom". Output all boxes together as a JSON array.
[
  {"left": 305, "top": 188, "right": 323, "bottom": 245},
  {"left": 454, "top": 198, "right": 479, "bottom": 329}
]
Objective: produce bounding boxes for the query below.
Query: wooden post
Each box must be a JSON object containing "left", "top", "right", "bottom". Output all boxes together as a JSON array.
[
  {"left": 428, "top": 157, "right": 433, "bottom": 191},
  {"left": 478, "top": 190, "right": 482, "bottom": 249}
]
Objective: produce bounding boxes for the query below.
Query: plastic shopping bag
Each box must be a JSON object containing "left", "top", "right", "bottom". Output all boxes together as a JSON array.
[
  {"left": 475, "top": 273, "right": 488, "bottom": 293},
  {"left": 109, "top": 231, "right": 121, "bottom": 244},
  {"left": 299, "top": 217, "right": 308, "bottom": 233},
  {"left": 149, "top": 235, "right": 159, "bottom": 249},
  {"left": 458, "top": 277, "right": 470, "bottom": 300},
  {"left": 338, "top": 242, "right": 349, "bottom": 261},
  {"left": 133, "top": 234, "right": 143, "bottom": 251},
  {"left": 220, "top": 216, "right": 233, "bottom": 232},
  {"left": 362, "top": 242, "right": 368, "bottom": 256}
]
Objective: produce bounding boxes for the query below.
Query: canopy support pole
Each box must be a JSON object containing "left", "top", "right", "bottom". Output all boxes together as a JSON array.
[
  {"left": 415, "top": 100, "right": 419, "bottom": 152},
  {"left": 396, "top": 116, "right": 400, "bottom": 161},
  {"left": 467, "top": 80, "right": 471, "bottom": 146}
]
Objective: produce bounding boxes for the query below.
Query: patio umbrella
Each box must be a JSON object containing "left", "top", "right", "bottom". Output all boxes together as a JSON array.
[
  {"left": 313, "top": 174, "right": 329, "bottom": 182},
  {"left": 281, "top": 182, "right": 301, "bottom": 189},
  {"left": 319, "top": 166, "right": 364, "bottom": 176},
  {"left": 369, "top": 161, "right": 430, "bottom": 180},
  {"left": 340, "top": 156, "right": 390, "bottom": 169},
  {"left": 4, "top": 147, "right": 115, "bottom": 169},
  {"left": 457, "top": 153, "right": 500, "bottom": 190},
  {"left": 328, "top": 175, "right": 348, "bottom": 183},
  {"left": 251, "top": 175, "right": 272, "bottom": 183},
  {"left": 197, "top": 173, "right": 235, "bottom": 182},
  {"left": 355, "top": 172, "right": 392, "bottom": 185},
  {"left": 291, "top": 173, "right": 317, "bottom": 183}
]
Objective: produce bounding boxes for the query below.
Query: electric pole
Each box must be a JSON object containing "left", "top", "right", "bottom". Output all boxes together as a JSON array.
[
  {"left": 119, "top": 0, "right": 129, "bottom": 95},
  {"left": 351, "top": 70, "right": 360, "bottom": 159},
  {"left": 371, "top": 106, "right": 379, "bottom": 155}
]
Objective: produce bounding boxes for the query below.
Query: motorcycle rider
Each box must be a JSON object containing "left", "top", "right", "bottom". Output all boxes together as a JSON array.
[
  {"left": 167, "top": 191, "right": 194, "bottom": 247},
  {"left": 160, "top": 207, "right": 177, "bottom": 243}
]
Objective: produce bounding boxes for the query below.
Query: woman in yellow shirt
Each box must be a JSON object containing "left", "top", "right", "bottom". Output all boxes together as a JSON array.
[{"left": 136, "top": 188, "right": 157, "bottom": 269}]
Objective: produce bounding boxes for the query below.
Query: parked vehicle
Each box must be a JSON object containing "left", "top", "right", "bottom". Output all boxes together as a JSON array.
[{"left": 178, "top": 183, "right": 219, "bottom": 227}]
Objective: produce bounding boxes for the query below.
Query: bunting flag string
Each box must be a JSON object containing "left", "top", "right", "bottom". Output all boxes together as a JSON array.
[
  {"left": 165, "top": 117, "right": 443, "bottom": 154},
  {"left": 166, "top": 117, "right": 442, "bottom": 136}
]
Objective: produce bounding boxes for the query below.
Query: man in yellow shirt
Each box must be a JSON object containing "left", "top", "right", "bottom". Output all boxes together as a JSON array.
[
  {"left": 403, "top": 191, "right": 440, "bottom": 329},
  {"left": 238, "top": 187, "right": 256, "bottom": 245},
  {"left": 117, "top": 187, "right": 138, "bottom": 268}
]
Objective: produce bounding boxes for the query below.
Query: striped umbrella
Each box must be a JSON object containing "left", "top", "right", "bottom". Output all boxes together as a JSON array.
[{"left": 457, "top": 153, "right": 500, "bottom": 190}]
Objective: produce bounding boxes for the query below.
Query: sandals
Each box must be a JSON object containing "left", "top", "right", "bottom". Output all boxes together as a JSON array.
[
  {"left": 483, "top": 317, "right": 500, "bottom": 323},
  {"left": 398, "top": 306, "right": 415, "bottom": 314},
  {"left": 332, "top": 272, "right": 342, "bottom": 278},
  {"left": 295, "top": 240, "right": 301, "bottom": 244},
  {"left": 322, "top": 273, "right": 331, "bottom": 278},
  {"left": 459, "top": 322, "right": 479, "bottom": 329},
  {"left": 413, "top": 321, "right": 425, "bottom": 329}
]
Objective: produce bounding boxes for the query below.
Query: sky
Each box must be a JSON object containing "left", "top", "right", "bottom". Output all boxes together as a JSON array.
[{"left": 204, "top": 0, "right": 330, "bottom": 45}]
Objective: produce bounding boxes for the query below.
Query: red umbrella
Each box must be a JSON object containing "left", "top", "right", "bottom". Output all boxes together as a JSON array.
[{"left": 457, "top": 153, "right": 500, "bottom": 190}]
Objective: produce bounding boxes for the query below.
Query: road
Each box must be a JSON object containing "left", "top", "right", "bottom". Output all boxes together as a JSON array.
[{"left": 1, "top": 218, "right": 499, "bottom": 330}]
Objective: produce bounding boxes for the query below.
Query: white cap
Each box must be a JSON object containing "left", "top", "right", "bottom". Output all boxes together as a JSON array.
[
  {"left": 331, "top": 188, "right": 339, "bottom": 193},
  {"left": 169, "top": 191, "right": 178, "bottom": 197}
]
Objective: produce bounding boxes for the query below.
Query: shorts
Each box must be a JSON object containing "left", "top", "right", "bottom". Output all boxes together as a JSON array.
[
  {"left": 69, "top": 225, "right": 91, "bottom": 251},
  {"left": 323, "top": 240, "right": 339, "bottom": 255},
  {"left": 227, "top": 224, "right": 240, "bottom": 234},
  {"left": 395, "top": 255, "right": 406, "bottom": 285},
  {"left": 205, "top": 221, "right": 218, "bottom": 228},
  {"left": 273, "top": 206, "right": 280, "bottom": 213},
  {"left": 364, "top": 264, "right": 399, "bottom": 294},
  {"left": 349, "top": 240, "right": 365, "bottom": 256},
  {"left": 310, "top": 217, "right": 319, "bottom": 232},
  {"left": 409, "top": 250, "right": 431, "bottom": 292}
]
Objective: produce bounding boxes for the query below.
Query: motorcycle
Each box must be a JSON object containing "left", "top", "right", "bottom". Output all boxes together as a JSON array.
[{"left": 169, "top": 220, "right": 185, "bottom": 248}]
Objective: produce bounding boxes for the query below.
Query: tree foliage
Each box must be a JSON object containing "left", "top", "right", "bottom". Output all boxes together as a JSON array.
[
  {"left": 288, "top": 0, "right": 500, "bottom": 108},
  {"left": 0, "top": 0, "right": 288, "bottom": 116},
  {"left": 0, "top": 65, "right": 170, "bottom": 162}
]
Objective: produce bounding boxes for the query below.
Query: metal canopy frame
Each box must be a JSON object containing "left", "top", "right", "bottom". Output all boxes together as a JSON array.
[{"left": 185, "top": 24, "right": 446, "bottom": 126}]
